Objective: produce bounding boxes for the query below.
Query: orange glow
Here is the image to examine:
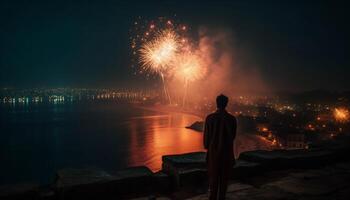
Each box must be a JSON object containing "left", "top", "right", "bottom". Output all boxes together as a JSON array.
[
  {"left": 174, "top": 53, "right": 206, "bottom": 82},
  {"left": 272, "top": 139, "right": 277, "bottom": 145},
  {"left": 334, "top": 108, "right": 349, "bottom": 123},
  {"left": 126, "top": 113, "right": 204, "bottom": 171}
]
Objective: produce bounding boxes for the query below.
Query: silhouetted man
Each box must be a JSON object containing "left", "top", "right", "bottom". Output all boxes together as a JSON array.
[{"left": 204, "top": 94, "right": 237, "bottom": 200}]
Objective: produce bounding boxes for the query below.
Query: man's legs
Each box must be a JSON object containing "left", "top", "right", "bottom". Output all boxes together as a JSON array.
[
  {"left": 218, "top": 174, "right": 228, "bottom": 200},
  {"left": 209, "top": 165, "right": 219, "bottom": 200},
  {"left": 217, "top": 163, "right": 231, "bottom": 200}
]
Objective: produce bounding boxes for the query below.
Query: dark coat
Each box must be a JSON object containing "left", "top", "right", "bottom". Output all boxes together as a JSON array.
[{"left": 203, "top": 109, "right": 237, "bottom": 175}]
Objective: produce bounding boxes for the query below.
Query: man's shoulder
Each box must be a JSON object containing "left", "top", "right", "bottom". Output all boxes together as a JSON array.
[
  {"left": 205, "top": 111, "right": 236, "bottom": 120},
  {"left": 225, "top": 112, "right": 237, "bottom": 122},
  {"left": 226, "top": 112, "right": 236, "bottom": 119},
  {"left": 205, "top": 113, "right": 217, "bottom": 121}
]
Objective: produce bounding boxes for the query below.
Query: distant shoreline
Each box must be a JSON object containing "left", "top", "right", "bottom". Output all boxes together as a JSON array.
[
  {"left": 135, "top": 104, "right": 277, "bottom": 157},
  {"left": 135, "top": 104, "right": 206, "bottom": 119}
]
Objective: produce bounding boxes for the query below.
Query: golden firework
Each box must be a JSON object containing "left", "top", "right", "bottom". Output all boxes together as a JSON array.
[{"left": 139, "top": 29, "right": 179, "bottom": 75}]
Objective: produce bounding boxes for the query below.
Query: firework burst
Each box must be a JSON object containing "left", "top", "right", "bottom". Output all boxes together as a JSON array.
[
  {"left": 175, "top": 53, "right": 206, "bottom": 82},
  {"left": 139, "top": 29, "right": 179, "bottom": 75},
  {"left": 130, "top": 16, "right": 207, "bottom": 105},
  {"left": 173, "top": 53, "right": 207, "bottom": 107}
]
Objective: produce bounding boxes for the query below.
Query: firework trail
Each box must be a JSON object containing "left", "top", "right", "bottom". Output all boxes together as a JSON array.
[
  {"left": 130, "top": 17, "right": 186, "bottom": 104},
  {"left": 130, "top": 16, "right": 205, "bottom": 105},
  {"left": 138, "top": 29, "right": 179, "bottom": 103},
  {"left": 174, "top": 53, "right": 206, "bottom": 107}
]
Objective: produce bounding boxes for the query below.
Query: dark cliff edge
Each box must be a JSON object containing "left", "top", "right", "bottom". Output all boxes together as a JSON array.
[{"left": 1, "top": 134, "right": 350, "bottom": 200}]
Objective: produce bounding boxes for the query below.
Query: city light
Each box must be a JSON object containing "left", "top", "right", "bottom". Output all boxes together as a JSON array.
[{"left": 334, "top": 108, "right": 349, "bottom": 123}]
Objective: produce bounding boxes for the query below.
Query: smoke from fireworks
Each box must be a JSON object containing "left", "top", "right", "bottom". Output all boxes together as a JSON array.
[
  {"left": 173, "top": 53, "right": 207, "bottom": 106},
  {"left": 130, "top": 16, "right": 269, "bottom": 106},
  {"left": 175, "top": 53, "right": 205, "bottom": 82}
]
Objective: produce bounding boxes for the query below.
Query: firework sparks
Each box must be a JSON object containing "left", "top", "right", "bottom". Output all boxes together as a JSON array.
[
  {"left": 334, "top": 108, "right": 349, "bottom": 122},
  {"left": 130, "top": 16, "right": 204, "bottom": 105},
  {"left": 139, "top": 29, "right": 179, "bottom": 75},
  {"left": 174, "top": 53, "right": 206, "bottom": 107},
  {"left": 175, "top": 53, "right": 205, "bottom": 82}
]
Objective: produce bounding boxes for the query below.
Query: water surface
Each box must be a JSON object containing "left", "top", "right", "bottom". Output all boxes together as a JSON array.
[{"left": 0, "top": 102, "right": 203, "bottom": 185}]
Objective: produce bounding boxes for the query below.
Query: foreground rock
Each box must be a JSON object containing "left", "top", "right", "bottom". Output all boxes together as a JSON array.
[
  {"left": 187, "top": 162, "right": 350, "bottom": 200},
  {"left": 238, "top": 149, "right": 335, "bottom": 170},
  {"left": 161, "top": 151, "right": 263, "bottom": 186},
  {"left": 55, "top": 166, "right": 155, "bottom": 199},
  {"left": 0, "top": 183, "right": 39, "bottom": 200},
  {"left": 162, "top": 152, "right": 207, "bottom": 188},
  {"left": 2, "top": 135, "right": 350, "bottom": 199}
]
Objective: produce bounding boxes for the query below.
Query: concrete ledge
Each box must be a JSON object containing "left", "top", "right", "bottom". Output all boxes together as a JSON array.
[
  {"left": 162, "top": 152, "right": 206, "bottom": 169},
  {"left": 3, "top": 135, "right": 350, "bottom": 199},
  {"left": 55, "top": 166, "right": 154, "bottom": 199},
  {"left": 238, "top": 149, "right": 335, "bottom": 170},
  {"left": 232, "top": 160, "right": 262, "bottom": 179},
  {"left": 162, "top": 152, "right": 206, "bottom": 188},
  {"left": 153, "top": 171, "right": 171, "bottom": 193},
  {"left": 0, "top": 183, "right": 39, "bottom": 200}
]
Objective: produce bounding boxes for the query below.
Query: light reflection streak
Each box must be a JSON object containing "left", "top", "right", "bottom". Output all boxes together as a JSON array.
[{"left": 126, "top": 113, "right": 203, "bottom": 171}]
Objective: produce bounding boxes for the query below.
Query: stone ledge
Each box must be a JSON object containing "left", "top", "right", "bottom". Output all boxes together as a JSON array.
[
  {"left": 55, "top": 166, "right": 155, "bottom": 199},
  {"left": 2, "top": 135, "right": 350, "bottom": 199},
  {"left": 162, "top": 152, "right": 206, "bottom": 169},
  {"left": 238, "top": 149, "right": 336, "bottom": 170},
  {"left": 0, "top": 183, "right": 39, "bottom": 200}
]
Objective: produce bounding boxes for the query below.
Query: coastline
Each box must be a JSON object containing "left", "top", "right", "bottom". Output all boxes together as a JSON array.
[
  {"left": 135, "top": 104, "right": 275, "bottom": 158},
  {"left": 135, "top": 104, "right": 207, "bottom": 119}
]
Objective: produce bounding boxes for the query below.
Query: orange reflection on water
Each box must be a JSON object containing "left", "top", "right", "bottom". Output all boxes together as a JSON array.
[{"left": 126, "top": 113, "right": 204, "bottom": 171}]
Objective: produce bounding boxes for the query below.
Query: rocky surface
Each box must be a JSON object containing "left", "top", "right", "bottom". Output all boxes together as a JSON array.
[
  {"left": 187, "top": 162, "right": 350, "bottom": 200},
  {"left": 0, "top": 183, "right": 39, "bottom": 200},
  {"left": 238, "top": 149, "right": 335, "bottom": 170},
  {"left": 162, "top": 152, "right": 206, "bottom": 169},
  {"left": 55, "top": 168, "right": 114, "bottom": 188},
  {"left": 162, "top": 152, "right": 207, "bottom": 188},
  {"left": 160, "top": 146, "right": 348, "bottom": 186},
  {"left": 2, "top": 135, "right": 350, "bottom": 199},
  {"left": 55, "top": 166, "right": 155, "bottom": 199}
]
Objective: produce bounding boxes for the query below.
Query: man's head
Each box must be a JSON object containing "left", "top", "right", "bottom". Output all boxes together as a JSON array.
[{"left": 216, "top": 94, "right": 228, "bottom": 109}]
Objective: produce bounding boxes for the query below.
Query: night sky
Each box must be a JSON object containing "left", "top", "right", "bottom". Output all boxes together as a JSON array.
[{"left": 0, "top": 0, "right": 348, "bottom": 91}]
